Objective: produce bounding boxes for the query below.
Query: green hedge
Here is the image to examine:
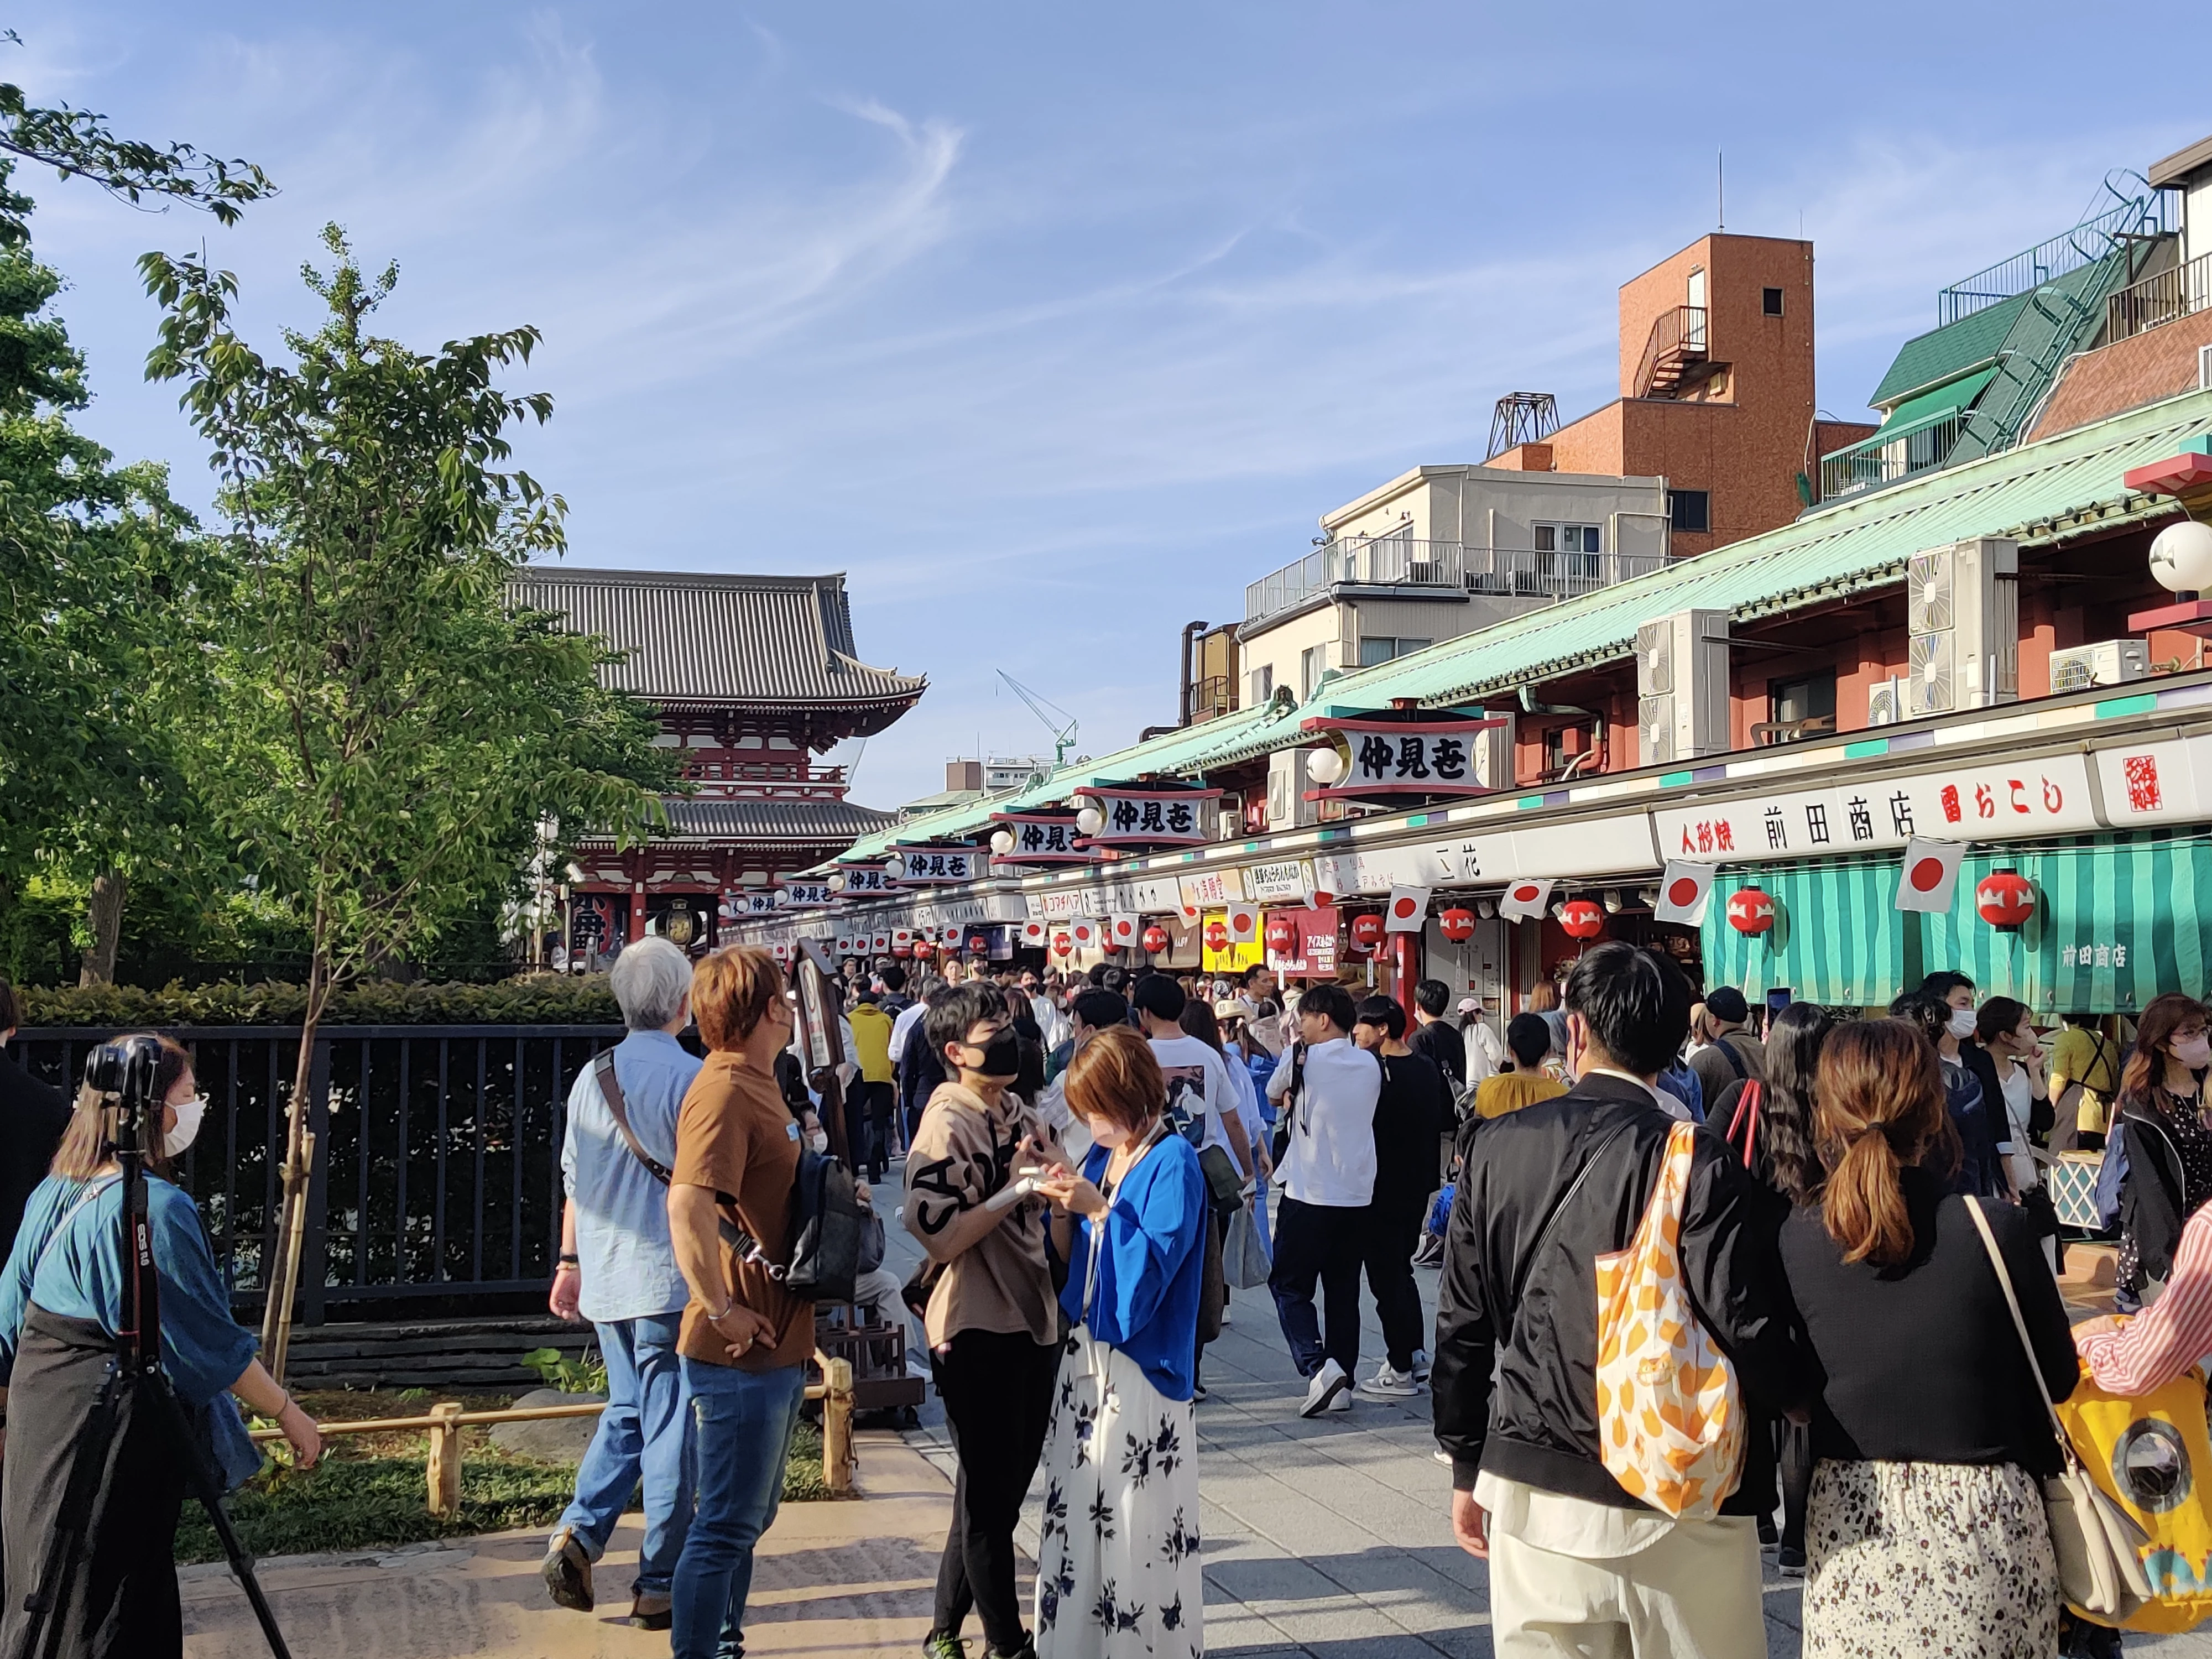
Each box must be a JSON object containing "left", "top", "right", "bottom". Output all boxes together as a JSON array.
[{"left": 18, "top": 974, "right": 622, "bottom": 1029}]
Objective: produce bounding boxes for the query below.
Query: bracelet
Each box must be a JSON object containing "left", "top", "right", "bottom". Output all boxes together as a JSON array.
[
  {"left": 705, "top": 1301, "right": 735, "bottom": 1323},
  {"left": 557, "top": 1254, "right": 580, "bottom": 1267}
]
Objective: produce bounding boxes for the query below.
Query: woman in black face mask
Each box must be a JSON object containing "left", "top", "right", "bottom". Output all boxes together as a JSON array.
[{"left": 904, "top": 983, "right": 1066, "bottom": 1659}]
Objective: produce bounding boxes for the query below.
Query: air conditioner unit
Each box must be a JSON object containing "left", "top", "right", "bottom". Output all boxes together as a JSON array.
[
  {"left": 1266, "top": 748, "right": 1321, "bottom": 831},
  {"left": 2049, "top": 638, "right": 2150, "bottom": 694},
  {"left": 1906, "top": 538, "right": 2017, "bottom": 716},
  {"left": 1472, "top": 710, "right": 1516, "bottom": 790},
  {"left": 1635, "top": 609, "right": 1730, "bottom": 763},
  {"left": 1865, "top": 676, "right": 1905, "bottom": 727}
]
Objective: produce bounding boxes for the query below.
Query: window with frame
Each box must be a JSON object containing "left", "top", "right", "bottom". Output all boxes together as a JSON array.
[
  {"left": 1531, "top": 523, "right": 1602, "bottom": 580},
  {"left": 1766, "top": 670, "right": 1837, "bottom": 742},
  {"left": 1668, "top": 489, "right": 1710, "bottom": 534},
  {"left": 1358, "top": 635, "right": 1432, "bottom": 668},
  {"left": 1248, "top": 663, "right": 1274, "bottom": 705},
  {"left": 1300, "top": 643, "right": 1328, "bottom": 700},
  {"left": 1762, "top": 286, "right": 1785, "bottom": 316}
]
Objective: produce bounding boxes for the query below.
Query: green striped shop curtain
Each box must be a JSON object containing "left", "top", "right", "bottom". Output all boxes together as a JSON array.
[
  {"left": 1921, "top": 833, "right": 2212, "bottom": 1015},
  {"left": 1698, "top": 857, "right": 1915, "bottom": 1007}
]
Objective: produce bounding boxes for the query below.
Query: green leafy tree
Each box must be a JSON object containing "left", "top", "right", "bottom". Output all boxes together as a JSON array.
[{"left": 142, "top": 226, "right": 670, "bottom": 1377}]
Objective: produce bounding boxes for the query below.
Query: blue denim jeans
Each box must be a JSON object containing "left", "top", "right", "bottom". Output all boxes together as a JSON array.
[
  {"left": 671, "top": 1359, "right": 804, "bottom": 1659},
  {"left": 555, "top": 1312, "right": 696, "bottom": 1595}
]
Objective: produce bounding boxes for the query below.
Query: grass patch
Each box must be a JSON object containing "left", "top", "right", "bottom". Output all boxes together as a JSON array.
[{"left": 175, "top": 1392, "right": 834, "bottom": 1564}]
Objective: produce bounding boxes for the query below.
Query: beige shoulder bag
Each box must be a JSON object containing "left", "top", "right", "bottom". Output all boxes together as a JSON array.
[{"left": 1964, "top": 1196, "right": 2151, "bottom": 1620}]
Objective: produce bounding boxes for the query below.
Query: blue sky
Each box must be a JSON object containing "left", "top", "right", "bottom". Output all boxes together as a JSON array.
[{"left": 21, "top": 4, "right": 2210, "bottom": 810}]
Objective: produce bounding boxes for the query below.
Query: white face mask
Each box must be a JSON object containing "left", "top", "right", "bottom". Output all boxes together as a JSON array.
[
  {"left": 1947, "top": 1008, "right": 1978, "bottom": 1041},
  {"left": 808, "top": 1128, "right": 829, "bottom": 1154},
  {"left": 2173, "top": 1035, "right": 2212, "bottom": 1072},
  {"left": 164, "top": 1095, "right": 206, "bottom": 1158}
]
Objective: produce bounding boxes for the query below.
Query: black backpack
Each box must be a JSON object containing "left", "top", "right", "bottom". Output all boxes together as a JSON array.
[{"left": 591, "top": 1050, "right": 873, "bottom": 1303}]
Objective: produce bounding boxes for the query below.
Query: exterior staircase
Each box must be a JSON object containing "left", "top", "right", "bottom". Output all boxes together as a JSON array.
[{"left": 1634, "top": 305, "right": 1708, "bottom": 399}]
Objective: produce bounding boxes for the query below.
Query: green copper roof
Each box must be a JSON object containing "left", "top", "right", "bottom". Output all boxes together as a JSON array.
[{"left": 1867, "top": 259, "right": 2117, "bottom": 409}]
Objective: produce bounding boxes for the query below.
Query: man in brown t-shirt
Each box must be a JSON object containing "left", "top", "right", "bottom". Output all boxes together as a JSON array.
[
  {"left": 665, "top": 947, "right": 816, "bottom": 1659},
  {"left": 904, "top": 982, "right": 1062, "bottom": 1659}
]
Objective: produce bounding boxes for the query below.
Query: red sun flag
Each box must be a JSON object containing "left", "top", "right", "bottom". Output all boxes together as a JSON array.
[
  {"left": 1384, "top": 886, "right": 1432, "bottom": 933},
  {"left": 1498, "top": 879, "right": 1554, "bottom": 922},
  {"left": 1652, "top": 860, "right": 1715, "bottom": 927},
  {"left": 1893, "top": 838, "right": 1964, "bottom": 914}
]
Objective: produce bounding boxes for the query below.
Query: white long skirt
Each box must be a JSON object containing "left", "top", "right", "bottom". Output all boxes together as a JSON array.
[{"left": 1034, "top": 1326, "right": 1204, "bottom": 1658}]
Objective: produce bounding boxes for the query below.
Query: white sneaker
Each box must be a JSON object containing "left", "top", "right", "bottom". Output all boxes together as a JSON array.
[
  {"left": 1300, "top": 1358, "right": 1350, "bottom": 1417},
  {"left": 1327, "top": 1390, "right": 1353, "bottom": 1411},
  {"left": 1410, "top": 1348, "right": 1431, "bottom": 1382},
  {"left": 1433, "top": 1448, "right": 1453, "bottom": 1465},
  {"left": 1358, "top": 1362, "right": 1420, "bottom": 1397}
]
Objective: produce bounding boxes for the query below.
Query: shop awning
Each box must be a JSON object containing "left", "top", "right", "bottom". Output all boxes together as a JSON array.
[
  {"left": 1872, "top": 365, "right": 2000, "bottom": 437},
  {"left": 1699, "top": 859, "right": 1918, "bottom": 1008},
  {"left": 1703, "top": 833, "right": 2212, "bottom": 1015}
]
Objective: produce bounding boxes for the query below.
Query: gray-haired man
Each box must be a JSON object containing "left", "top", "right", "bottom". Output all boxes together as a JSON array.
[{"left": 543, "top": 936, "right": 703, "bottom": 1630}]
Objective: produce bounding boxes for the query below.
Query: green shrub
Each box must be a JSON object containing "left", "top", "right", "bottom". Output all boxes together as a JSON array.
[
  {"left": 521, "top": 1345, "right": 609, "bottom": 1394},
  {"left": 19, "top": 974, "right": 622, "bottom": 1029}
]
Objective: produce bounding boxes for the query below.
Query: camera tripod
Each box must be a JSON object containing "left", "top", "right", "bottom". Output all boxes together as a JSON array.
[{"left": 13, "top": 1039, "right": 292, "bottom": 1659}]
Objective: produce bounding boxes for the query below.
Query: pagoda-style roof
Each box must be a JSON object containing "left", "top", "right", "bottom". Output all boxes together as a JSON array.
[
  {"left": 511, "top": 567, "right": 926, "bottom": 734},
  {"left": 577, "top": 796, "right": 900, "bottom": 848}
]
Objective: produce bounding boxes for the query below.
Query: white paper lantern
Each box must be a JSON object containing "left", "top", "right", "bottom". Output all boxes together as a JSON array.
[
  {"left": 989, "top": 829, "right": 1015, "bottom": 855},
  {"left": 1074, "top": 806, "right": 1104, "bottom": 836},
  {"left": 1306, "top": 746, "right": 1345, "bottom": 785},
  {"left": 827, "top": 872, "right": 844, "bottom": 893},
  {"left": 2151, "top": 518, "right": 2212, "bottom": 593}
]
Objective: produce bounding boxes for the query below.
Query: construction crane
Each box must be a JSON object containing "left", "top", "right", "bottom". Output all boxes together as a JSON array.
[{"left": 996, "top": 670, "right": 1079, "bottom": 770}]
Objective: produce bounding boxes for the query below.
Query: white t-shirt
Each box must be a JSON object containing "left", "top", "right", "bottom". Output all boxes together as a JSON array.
[
  {"left": 1274, "top": 1036, "right": 1380, "bottom": 1208},
  {"left": 1147, "top": 1033, "right": 1244, "bottom": 1172},
  {"left": 1999, "top": 1063, "right": 2037, "bottom": 1193},
  {"left": 890, "top": 1000, "right": 930, "bottom": 1070}
]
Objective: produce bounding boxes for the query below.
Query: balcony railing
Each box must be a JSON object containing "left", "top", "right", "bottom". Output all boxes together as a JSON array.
[
  {"left": 1818, "top": 408, "right": 1973, "bottom": 503},
  {"left": 1634, "top": 305, "right": 1709, "bottom": 399},
  {"left": 1937, "top": 186, "right": 2176, "bottom": 325},
  {"left": 1243, "top": 538, "right": 1664, "bottom": 626},
  {"left": 2106, "top": 249, "right": 2212, "bottom": 344}
]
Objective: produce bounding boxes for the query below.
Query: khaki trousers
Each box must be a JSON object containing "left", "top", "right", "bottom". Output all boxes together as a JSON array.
[{"left": 1487, "top": 1512, "right": 1767, "bottom": 1658}]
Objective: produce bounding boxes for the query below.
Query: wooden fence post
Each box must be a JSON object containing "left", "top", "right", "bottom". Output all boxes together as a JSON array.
[
  {"left": 425, "top": 1401, "right": 464, "bottom": 1518},
  {"left": 821, "top": 1355, "right": 854, "bottom": 1495}
]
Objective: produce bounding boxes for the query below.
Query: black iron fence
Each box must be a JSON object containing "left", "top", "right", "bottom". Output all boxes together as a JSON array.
[{"left": 14, "top": 1024, "right": 624, "bottom": 1324}]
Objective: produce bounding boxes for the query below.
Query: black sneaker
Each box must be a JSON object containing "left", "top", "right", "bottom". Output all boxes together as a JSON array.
[
  {"left": 1193, "top": 1379, "right": 1208, "bottom": 1402},
  {"left": 1778, "top": 1546, "right": 1805, "bottom": 1577},
  {"left": 987, "top": 1639, "right": 1037, "bottom": 1659},
  {"left": 1756, "top": 1517, "right": 1778, "bottom": 1547},
  {"left": 922, "top": 1634, "right": 967, "bottom": 1659},
  {"left": 540, "top": 1526, "right": 594, "bottom": 1612}
]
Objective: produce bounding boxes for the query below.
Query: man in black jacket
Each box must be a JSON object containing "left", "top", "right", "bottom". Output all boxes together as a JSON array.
[{"left": 1431, "top": 942, "right": 1811, "bottom": 1658}]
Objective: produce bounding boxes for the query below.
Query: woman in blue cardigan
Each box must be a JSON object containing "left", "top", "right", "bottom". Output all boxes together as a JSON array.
[{"left": 1033, "top": 1026, "right": 1206, "bottom": 1659}]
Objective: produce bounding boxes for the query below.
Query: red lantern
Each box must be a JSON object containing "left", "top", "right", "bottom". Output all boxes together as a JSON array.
[
  {"left": 1265, "top": 917, "right": 1297, "bottom": 954},
  {"left": 1204, "top": 920, "right": 1231, "bottom": 953},
  {"left": 1349, "top": 912, "right": 1385, "bottom": 952},
  {"left": 1558, "top": 899, "right": 1605, "bottom": 941},
  {"left": 1725, "top": 888, "right": 1776, "bottom": 935},
  {"left": 968, "top": 933, "right": 990, "bottom": 956},
  {"left": 1052, "top": 931, "right": 1074, "bottom": 957},
  {"left": 1142, "top": 924, "right": 1171, "bottom": 954},
  {"left": 912, "top": 937, "right": 936, "bottom": 959},
  {"left": 1976, "top": 870, "right": 2037, "bottom": 930},
  {"left": 892, "top": 937, "right": 913, "bottom": 958},
  {"left": 1438, "top": 907, "right": 1476, "bottom": 943}
]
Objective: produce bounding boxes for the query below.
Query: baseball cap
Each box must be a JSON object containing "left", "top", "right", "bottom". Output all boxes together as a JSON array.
[{"left": 1456, "top": 996, "right": 1486, "bottom": 1016}]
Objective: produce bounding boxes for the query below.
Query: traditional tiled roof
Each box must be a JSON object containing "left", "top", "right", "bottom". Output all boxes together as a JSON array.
[
  {"left": 510, "top": 567, "right": 927, "bottom": 717},
  {"left": 655, "top": 797, "right": 898, "bottom": 843}
]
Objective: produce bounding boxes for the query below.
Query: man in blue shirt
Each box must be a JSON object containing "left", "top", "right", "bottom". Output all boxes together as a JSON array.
[{"left": 544, "top": 936, "right": 704, "bottom": 1630}]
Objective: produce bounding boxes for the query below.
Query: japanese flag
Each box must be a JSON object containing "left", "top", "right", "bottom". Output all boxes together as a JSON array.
[
  {"left": 870, "top": 931, "right": 890, "bottom": 953},
  {"left": 1109, "top": 914, "right": 1140, "bottom": 948},
  {"left": 1019, "top": 918, "right": 1047, "bottom": 947},
  {"left": 1652, "top": 861, "right": 1717, "bottom": 927},
  {"left": 1072, "top": 919, "right": 1098, "bottom": 949},
  {"left": 1895, "top": 838, "right": 1964, "bottom": 914},
  {"left": 938, "top": 924, "right": 961, "bottom": 945},
  {"left": 1384, "top": 886, "right": 1431, "bottom": 933},
  {"left": 893, "top": 927, "right": 912, "bottom": 949},
  {"left": 834, "top": 933, "right": 853, "bottom": 955},
  {"left": 1498, "top": 878, "right": 1554, "bottom": 922},
  {"left": 1227, "top": 904, "right": 1259, "bottom": 943}
]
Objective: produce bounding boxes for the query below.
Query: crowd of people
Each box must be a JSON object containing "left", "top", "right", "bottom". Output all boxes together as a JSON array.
[{"left": 0, "top": 933, "right": 2199, "bottom": 1658}]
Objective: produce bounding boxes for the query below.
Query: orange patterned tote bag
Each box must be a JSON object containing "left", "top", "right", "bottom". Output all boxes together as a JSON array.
[{"left": 1593, "top": 1120, "right": 1746, "bottom": 1519}]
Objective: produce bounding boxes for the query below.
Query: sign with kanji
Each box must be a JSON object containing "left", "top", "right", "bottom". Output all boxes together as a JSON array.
[
  {"left": 839, "top": 863, "right": 900, "bottom": 895},
  {"left": 1241, "top": 858, "right": 1314, "bottom": 904},
  {"left": 780, "top": 881, "right": 835, "bottom": 908},
  {"left": 2096, "top": 737, "right": 2212, "bottom": 825},
  {"left": 1652, "top": 753, "right": 2097, "bottom": 864},
  {"left": 888, "top": 847, "right": 984, "bottom": 884},
  {"left": 1300, "top": 714, "right": 1508, "bottom": 800},
  {"left": 1081, "top": 787, "right": 1220, "bottom": 847},
  {"left": 988, "top": 814, "right": 1096, "bottom": 865},
  {"left": 1176, "top": 870, "right": 1234, "bottom": 919}
]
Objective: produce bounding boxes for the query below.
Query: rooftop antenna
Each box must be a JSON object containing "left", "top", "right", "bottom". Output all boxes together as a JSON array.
[
  {"left": 1487, "top": 392, "right": 1559, "bottom": 459},
  {"left": 995, "top": 670, "right": 1080, "bottom": 769},
  {"left": 1718, "top": 148, "right": 1725, "bottom": 231}
]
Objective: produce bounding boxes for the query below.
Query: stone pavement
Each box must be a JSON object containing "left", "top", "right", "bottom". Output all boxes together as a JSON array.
[{"left": 182, "top": 1427, "right": 955, "bottom": 1658}]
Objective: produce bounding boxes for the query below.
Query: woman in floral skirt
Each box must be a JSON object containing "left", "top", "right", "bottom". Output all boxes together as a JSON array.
[
  {"left": 1778, "top": 1017, "right": 2078, "bottom": 1658},
  {"left": 1033, "top": 1026, "right": 1208, "bottom": 1658}
]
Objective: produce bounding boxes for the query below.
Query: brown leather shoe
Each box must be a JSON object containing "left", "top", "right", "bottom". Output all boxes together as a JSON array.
[{"left": 540, "top": 1527, "right": 594, "bottom": 1612}]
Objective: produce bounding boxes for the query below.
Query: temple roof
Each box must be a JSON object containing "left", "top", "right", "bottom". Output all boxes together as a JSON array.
[
  {"left": 624, "top": 796, "right": 900, "bottom": 845},
  {"left": 511, "top": 567, "right": 926, "bottom": 730}
]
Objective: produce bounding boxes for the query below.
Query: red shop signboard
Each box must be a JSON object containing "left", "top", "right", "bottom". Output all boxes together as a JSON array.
[{"left": 1265, "top": 906, "right": 1338, "bottom": 978}]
